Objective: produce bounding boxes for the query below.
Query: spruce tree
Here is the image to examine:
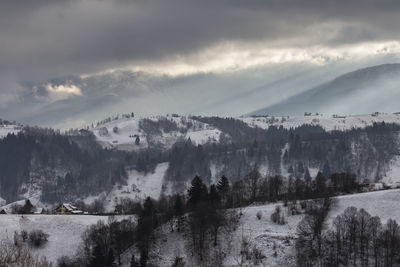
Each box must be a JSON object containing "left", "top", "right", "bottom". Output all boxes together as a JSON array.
[
  {"left": 322, "top": 161, "right": 331, "bottom": 178},
  {"left": 217, "top": 175, "right": 229, "bottom": 193},
  {"left": 187, "top": 176, "right": 207, "bottom": 207}
]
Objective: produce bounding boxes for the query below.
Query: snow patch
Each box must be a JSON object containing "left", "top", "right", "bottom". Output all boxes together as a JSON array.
[{"left": 104, "top": 163, "right": 169, "bottom": 211}]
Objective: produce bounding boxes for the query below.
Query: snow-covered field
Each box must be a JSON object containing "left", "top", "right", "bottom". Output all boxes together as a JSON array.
[
  {"left": 328, "top": 189, "right": 400, "bottom": 223},
  {"left": 152, "top": 189, "right": 400, "bottom": 266},
  {"left": 91, "top": 115, "right": 223, "bottom": 151},
  {"left": 0, "top": 214, "right": 131, "bottom": 263},
  {"left": 0, "top": 190, "right": 399, "bottom": 266},
  {"left": 240, "top": 113, "right": 400, "bottom": 132}
]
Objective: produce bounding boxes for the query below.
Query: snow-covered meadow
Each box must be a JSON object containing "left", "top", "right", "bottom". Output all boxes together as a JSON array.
[
  {"left": 151, "top": 189, "right": 400, "bottom": 266},
  {"left": 91, "top": 115, "right": 223, "bottom": 151},
  {"left": 0, "top": 189, "right": 399, "bottom": 266}
]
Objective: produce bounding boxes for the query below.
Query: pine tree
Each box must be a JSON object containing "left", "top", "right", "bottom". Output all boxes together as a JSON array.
[
  {"left": 187, "top": 176, "right": 208, "bottom": 207},
  {"left": 21, "top": 199, "right": 34, "bottom": 214},
  {"left": 304, "top": 168, "right": 311, "bottom": 181},
  {"left": 217, "top": 175, "right": 229, "bottom": 193},
  {"left": 315, "top": 171, "right": 326, "bottom": 197},
  {"left": 322, "top": 161, "right": 331, "bottom": 178}
]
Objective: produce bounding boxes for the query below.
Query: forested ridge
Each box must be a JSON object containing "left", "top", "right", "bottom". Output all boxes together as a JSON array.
[{"left": 0, "top": 117, "right": 399, "bottom": 204}]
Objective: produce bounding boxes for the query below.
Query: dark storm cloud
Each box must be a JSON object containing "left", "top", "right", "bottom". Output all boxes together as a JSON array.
[
  {"left": 1, "top": 0, "right": 400, "bottom": 126},
  {"left": 1, "top": 0, "right": 400, "bottom": 80}
]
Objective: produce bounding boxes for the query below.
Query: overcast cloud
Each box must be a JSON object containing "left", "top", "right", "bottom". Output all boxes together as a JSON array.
[{"left": 1, "top": 0, "right": 400, "bottom": 127}]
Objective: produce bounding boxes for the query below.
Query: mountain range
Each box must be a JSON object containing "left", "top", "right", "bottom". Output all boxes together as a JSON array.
[{"left": 250, "top": 63, "right": 400, "bottom": 116}]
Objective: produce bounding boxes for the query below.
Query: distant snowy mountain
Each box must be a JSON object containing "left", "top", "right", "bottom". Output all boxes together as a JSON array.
[
  {"left": 251, "top": 63, "right": 400, "bottom": 116},
  {"left": 0, "top": 119, "right": 22, "bottom": 139},
  {"left": 240, "top": 113, "right": 400, "bottom": 132}
]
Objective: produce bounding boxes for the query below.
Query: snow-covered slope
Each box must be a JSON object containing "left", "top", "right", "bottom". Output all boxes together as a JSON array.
[
  {"left": 240, "top": 113, "right": 400, "bottom": 132},
  {"left": 328, "top": 189, "right": 400, "bottom": 223},
  {"left": 151, "top": 189, "right": 400, "bottom": 266},
  {"left": 102, "top": 163, "right": 169, "bottom": 211},
  {"left": 91, "top": 115, "right": 224, "bottom": 151},
  {"left": 0, "top": 214, "right": 130, "bottom": 263},
  {"left": 0, "top": 190, "right": 398, "bottom": 266}
]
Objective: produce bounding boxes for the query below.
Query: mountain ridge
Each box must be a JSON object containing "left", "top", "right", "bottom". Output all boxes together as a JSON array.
[{"left": 250, "top": 63, "right": 400, "bottom": 116}]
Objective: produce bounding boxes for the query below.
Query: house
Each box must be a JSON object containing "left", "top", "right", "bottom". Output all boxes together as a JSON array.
[
  {"left": 55, "top": 203, "right": 83, "bottom": 215},
  {"left": 33, "top": 207, "right": 45, "bottom": 214}
]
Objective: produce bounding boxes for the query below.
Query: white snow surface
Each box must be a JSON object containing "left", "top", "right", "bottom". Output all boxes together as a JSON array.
[
  {"left": 91, "top": 115, "right": 223, "bottom": 151},
  {"left": 0, "top": 124, "right": 21, "bottom": 139},
  {"left": 0, "top": 214, "right": 132, "bottom": 263},
  {"left": 328, "top": 189, "right": 400, "bottom": 224},
  {"left": 382, "top": 155, "right": 400, "bottom": 183},
  {"left": 103, "top": 163, "right": 169, "bottom": 211},
  {"left": 240, "top": 113, "right": 400, "bottom": 132},
  {"left": 0, "top": 190, "right": 399, "bottom": 266}
]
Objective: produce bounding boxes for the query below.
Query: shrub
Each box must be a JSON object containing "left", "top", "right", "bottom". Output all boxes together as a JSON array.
[
  {"left": 270, "top": 205, "right": 286, "bottom": 225},
  {"left": 251, "top": 247, "right": 266, "bottom": 264},
  {"left": 256, "top": 211, "right": 262, "bottom": 220},
  {"left": 28, "top": 230, "right": 49, "bottom": 247},
  {"left": 171, "top": 256, "right": 185, "bottom": 267},
  {"left": 21, "top": 230, "right": 28, "bottom": 242},
  {"left": 0, "top": 241, "right": 51, "bottom": 267}
]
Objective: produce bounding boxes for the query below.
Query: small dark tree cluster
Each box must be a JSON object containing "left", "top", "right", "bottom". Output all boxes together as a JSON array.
[
  {"left": 270, "top": 205, "right": 286, "bottom": 225},
  {"left": 297, "top": 205, "right": 400, "bottom": 267},
  {"left": 186, "top": 176, "right": 238, "bottom": 262},
  {"left": 14, "top": 229, "right": 49, "bottom": 248},
  {"left": 61, "top": 218, "right": 136, "bottom": 267},
  {"left": 28, "top": 230, "right": 49, "bottom": 248}
]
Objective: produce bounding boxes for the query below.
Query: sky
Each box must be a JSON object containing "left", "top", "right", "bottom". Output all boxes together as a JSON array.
[{"left": 1, "top": 0, "right": 400, "bottom": 128}]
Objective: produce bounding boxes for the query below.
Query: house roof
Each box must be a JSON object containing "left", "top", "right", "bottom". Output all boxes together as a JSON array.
[{"left": 56, "top": 203, "right": 83, "bottom": 213}]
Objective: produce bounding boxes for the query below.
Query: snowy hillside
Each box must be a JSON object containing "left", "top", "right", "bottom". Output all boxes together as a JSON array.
[
  {"left": 240, "top": 113, "right": 400, "bottom": 132},
  {"left": 0, "top": 124, "right": 21, "bottom": 139},
  {"left": 91, "top": 115, "right": 224, "bottom": 151},
  {"left": 0, "top": 190, "right": 398, "bottom": 266},
  {"left": 101, "top": 163, "right": 169, "bottom": 211},
  {"left": 151, "top": 189, "right": 400, "bottom": 266}
]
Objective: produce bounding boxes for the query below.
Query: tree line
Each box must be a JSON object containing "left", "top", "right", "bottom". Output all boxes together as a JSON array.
[{"left": 297, "top": 206, "right": 400, "bottom": 267}]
